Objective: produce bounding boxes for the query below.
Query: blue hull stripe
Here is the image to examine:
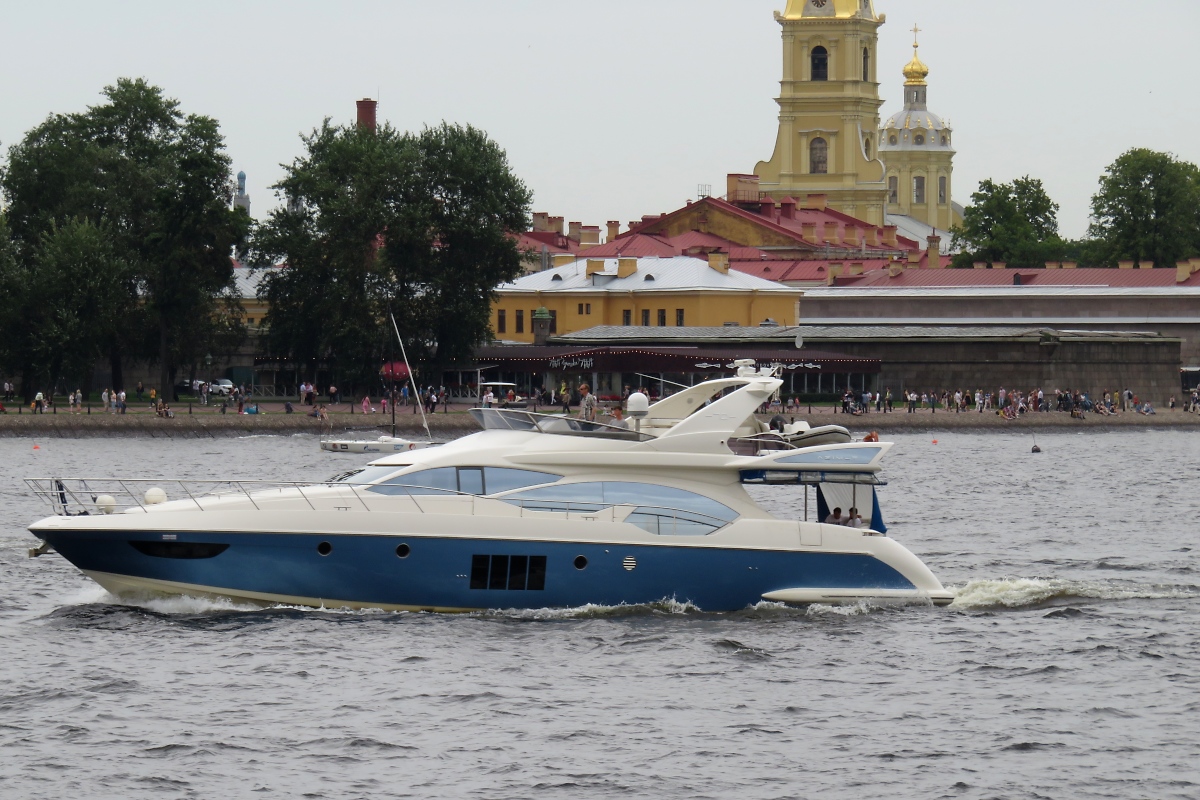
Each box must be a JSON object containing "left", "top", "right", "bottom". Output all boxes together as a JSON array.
[{"left": 39, "top": 530, "right": 916, "bottom": 612}]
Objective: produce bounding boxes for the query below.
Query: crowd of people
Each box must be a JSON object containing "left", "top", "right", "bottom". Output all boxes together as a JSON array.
[{"left": 812, "top": 385, "right": 1185, "bottom": 420}]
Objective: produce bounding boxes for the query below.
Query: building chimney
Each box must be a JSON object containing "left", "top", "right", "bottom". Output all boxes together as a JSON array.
[
  {"left": 992, "top": 261, "right": 1007, "bottom": 270},
  {"left": 548, "top": 216, "right": 564, "bottom": 235},
  {"left": 822, "top": 221, "right": 837, "bottom": 245},
  {"left": 802, "top": 222, "right": 817, "bottom": 242},
  {"left": 882, "top": 225, "right": 898, "bottom": 248},
  {"left": 532, "top": 212, "right": 550, "bottom": 232},
  {"left": 617, "top": 257, "right": 638, "bottom": 278},
  {"left": 888, "top": 259, "right": 905, "bottom": 278},
  {"left": 779, "top": 196, "right": 797, "bottom": 220},
  {"left": 567, "top": 221, "right": 582, "bottom": 242},
  {"left": 804, "top": 194, "right": 828, "bottom": 211},
  {"left": 356, "top": 98, "right": 377, "bottom": 132},
  {"left": 865, "top": 228, "right": 879, "bottom": 247},
  {"left": 580, "top": 225, "right": 600, "bottom": 248},
  {"left": 759, "top": 198, "right": 776, "bottom": 218},
  {"left": 707, "top": 252, "right": 730, "bottom": 274},
  {"left": 1118, "top": 259, "right": 1135, "bottom": 269},
  {"left": 973, "top": 261, "right": 987, "bottom": 269},
  {"left": 926, "top": 235, "right": 942, "bottom": 267},
  {"left": 551, "top": 254, "right": 576, "bottom": 268},
  {"left": 1062, "top": 261, "right": 1078, "bottom": 270},
  {"left": 606, "top": 220, "right": 620, "bottom": 241}
]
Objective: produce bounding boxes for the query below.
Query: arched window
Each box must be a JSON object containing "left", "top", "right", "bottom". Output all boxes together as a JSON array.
[
  {"left": 939, "top": 176, "right": 948, "bottom": 204},
  {"left": 863, "top": 136, "right": 871, "bottom": 159},
  {"left": 888, "top": 134, "right": 898, "bottom": 146},
  {"left": 888, "top": 176, "right": 898, "bottom": 204},
  {"left": 940, "top": 134, "right": 948, "bottom": 146},
  {"left": 914, "top": 133, "right": 925, "bottom": 146},
  {"left": 811, "top": 46, "right": 828, "bottom": 81},
  {"left": 913, "top": 176, "right": 926, "bottom": 204},
  {"left": 862, "top": 48, "right": 870, "bottom": 81},
  {"left": 810, "top": 138, "right": 828, "bottom": 174}
]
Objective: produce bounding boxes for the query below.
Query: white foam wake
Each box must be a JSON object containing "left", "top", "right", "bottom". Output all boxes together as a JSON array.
[{"left": 949, "top": 577, "right": 1196, "bottom": 609}]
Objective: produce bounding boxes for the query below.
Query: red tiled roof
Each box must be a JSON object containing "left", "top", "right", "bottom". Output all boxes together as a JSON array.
[
  {"left": 517, "top": 231, "right": 580, "bottom": 253},
  {"left": 734, "top": 259, "right": 895, "bottom": 283},
  {"left": 572, "top": 233, "right": 679, "bottom": 258},
  {"left": 623, "top": 196, "right": 920, "bottom": 254},
  {"left": 837, "top": 266, "right": 1200, "bottom": 288}
]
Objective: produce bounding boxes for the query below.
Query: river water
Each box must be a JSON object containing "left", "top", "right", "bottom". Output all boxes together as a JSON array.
[{"left": 1, "top": 430, "right": 1197, "bottom": 799}]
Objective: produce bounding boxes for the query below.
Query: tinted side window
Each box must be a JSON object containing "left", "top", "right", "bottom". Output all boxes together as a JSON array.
[
  {"left": 368, "top": 467, "right": 458, "bottom": 495},
  {"left": 503, "top": 481, "right": 737, "bottom": 531},
  {"left": 484, "top": 468, "right": 562, "bottom": 494}
]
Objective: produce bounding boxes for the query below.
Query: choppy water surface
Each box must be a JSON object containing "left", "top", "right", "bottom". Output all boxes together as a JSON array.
[{"left": 1, "top": 430, "right": 1197, "bottom": 799}]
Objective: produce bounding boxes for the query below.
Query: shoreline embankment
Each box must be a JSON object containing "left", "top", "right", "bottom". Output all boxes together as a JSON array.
[{"left": 1, "top": 404, "right": 1198, "bottom": 438}]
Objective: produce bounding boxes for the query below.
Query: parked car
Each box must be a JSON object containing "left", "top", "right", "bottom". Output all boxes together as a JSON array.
[{"left": 208, "top": 379, "right": 235, "bottom": 396}]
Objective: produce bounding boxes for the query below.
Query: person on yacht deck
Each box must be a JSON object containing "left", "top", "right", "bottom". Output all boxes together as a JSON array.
[
  {"left": 824, "top": 507, "right": 846, "bottom": 525},
  {"left": 846, "top": 508, "right": 866, "bottom": 528}
]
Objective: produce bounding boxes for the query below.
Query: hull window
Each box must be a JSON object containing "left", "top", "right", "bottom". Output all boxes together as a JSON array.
[
  {"left": 129, "top": 541, "right": 229, "bottom": 559},
  {"left": 470, "top": 554, "right": 547, "bottom": 590}
]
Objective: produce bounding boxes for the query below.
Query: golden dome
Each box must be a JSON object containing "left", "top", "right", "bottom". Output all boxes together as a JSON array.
[{"left": 903, "top": 27, "right": 929, "bottom": 85}]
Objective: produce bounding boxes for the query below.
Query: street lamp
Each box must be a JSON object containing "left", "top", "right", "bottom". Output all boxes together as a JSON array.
[{"left": 204, "top": 353, "right": 213, "bottom": 369}]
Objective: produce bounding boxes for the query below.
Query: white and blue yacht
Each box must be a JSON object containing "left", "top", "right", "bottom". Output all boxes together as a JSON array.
[{"left": 26, "top": 363, "right": 952, "bottom": 610}]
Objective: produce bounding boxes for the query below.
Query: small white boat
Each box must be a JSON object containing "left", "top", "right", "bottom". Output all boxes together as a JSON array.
[{"left": 320, "top": 435, "right": 437, "bottom": 454}]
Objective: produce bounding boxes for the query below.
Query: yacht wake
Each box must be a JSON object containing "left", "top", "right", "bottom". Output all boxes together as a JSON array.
[{"left": 949, "top": 577, "right": 1197, "bottom": 610}]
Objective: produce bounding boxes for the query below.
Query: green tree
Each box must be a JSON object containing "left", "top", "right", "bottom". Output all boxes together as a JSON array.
[
  {"left": 1, "top": 78, "right": 248, "bottom": 397},
  {"left": 1089, "top": 148, "right": 1200, "bottom": 267},
  {"left": 251, "top": 120, "right": 530, "bottom": 390},
  {"left": 951, "top": 177, "right": 1063, "bottom": 268}
]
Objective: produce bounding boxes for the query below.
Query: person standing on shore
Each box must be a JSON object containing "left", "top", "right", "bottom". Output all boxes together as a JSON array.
[{"left": 577, "top": 383, "right": 597, "bottom": 423}]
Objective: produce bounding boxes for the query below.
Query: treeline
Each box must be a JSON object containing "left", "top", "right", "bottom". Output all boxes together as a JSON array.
[
  {"left": 0, "top": 80, "right": 530, "bottom": 401},
  {"left": 951, "top": 149, "right": 1200, "bottom": 269},
  {"left": 0, "top": 79, "right": 248, "bottom": 401}
]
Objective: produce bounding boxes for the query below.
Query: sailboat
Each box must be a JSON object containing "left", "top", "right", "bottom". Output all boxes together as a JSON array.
[{"left": 320, "top": 314, "right": 439, "bottom": 454}]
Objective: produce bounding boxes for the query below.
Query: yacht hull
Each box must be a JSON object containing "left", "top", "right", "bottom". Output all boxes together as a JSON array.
[{"left": 32, "top": 527, "right": 946, "bottom": 612}]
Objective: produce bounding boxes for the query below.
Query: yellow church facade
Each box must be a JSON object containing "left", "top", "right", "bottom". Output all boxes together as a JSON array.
[{"left": 753, "top": 0, "right": 958, "bottom": 233}]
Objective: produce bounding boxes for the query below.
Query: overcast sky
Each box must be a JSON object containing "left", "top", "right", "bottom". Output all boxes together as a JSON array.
[{"left": 2, "top": 1, "right": 1197, "bottom": 240}]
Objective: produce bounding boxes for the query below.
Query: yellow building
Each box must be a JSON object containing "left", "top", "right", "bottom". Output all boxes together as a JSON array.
[
  {"left": 491, "top": 254, "right": 799, "bottom": 344},
  {"left": 879, "top": 30, "right": 960, "bottom": 231},
  {"left": 754, "top": 0, "right": 889, "bottom": 225}
]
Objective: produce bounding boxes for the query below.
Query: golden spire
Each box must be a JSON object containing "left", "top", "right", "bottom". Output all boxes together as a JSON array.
[{"left": 903, "top": 24, "right": 929, "bottom": 86}]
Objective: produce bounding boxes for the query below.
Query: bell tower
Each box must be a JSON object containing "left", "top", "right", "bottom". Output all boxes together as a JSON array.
[{"left": 754, "top": 0, "right": 888, "bottom": 225}]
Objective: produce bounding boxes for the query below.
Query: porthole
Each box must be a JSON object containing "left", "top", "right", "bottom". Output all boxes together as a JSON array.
[
  {"left": 317, "top": 541, "right": 333, "bottom": 556},
  {"left": 573, "top": 555, "right": 588, "bottom": 570},
  {"left": 395, "top": 543, "right": 411, "bottom": 558}
]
